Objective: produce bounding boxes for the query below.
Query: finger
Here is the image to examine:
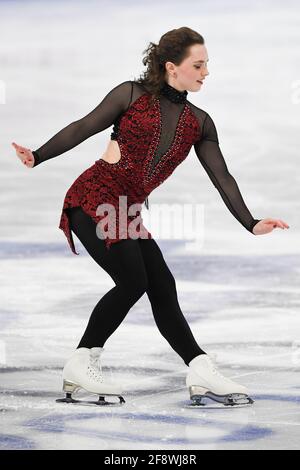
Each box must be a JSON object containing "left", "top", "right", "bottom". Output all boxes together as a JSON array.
[
  {"left": 12, "top": 142, "right": 22, "bottom": 150},
  {"left": 276, "top": 221, "right": 284, "bottom": 229},
  {"left": 268, "top": 219, "right": 283, "bottom": 228},
  {"left": 280, "top": 220, "right": 290, "bottom": 228},
  {"left": 268, "top": 220, "right": 278, "bottom": 226},
  {"left": 13, "top": 143, "right": 26, "bottom": 153}
]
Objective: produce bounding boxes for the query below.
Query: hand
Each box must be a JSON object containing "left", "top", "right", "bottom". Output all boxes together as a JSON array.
[
  {"left": 252, "top": 218, "right": 290, "bottom": 235},
  {"left": 12, "top": 142, "right": 35, "bottom": 168}
]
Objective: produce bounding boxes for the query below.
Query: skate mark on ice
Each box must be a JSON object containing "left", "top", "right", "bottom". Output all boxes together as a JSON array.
[
  {"left": 22, "top": 411, "right": 272, "bottom": 446},
  {"left": 0, "top": 433, "right": 35, "bottom": 450}
]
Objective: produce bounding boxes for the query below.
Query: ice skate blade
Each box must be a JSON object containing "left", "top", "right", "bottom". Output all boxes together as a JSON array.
[
  {"left": 56, "top": 392, "right": 126, "bottom": 406},
  {"left": 189, "top": 386, "right": 254, "bottom": 406}
]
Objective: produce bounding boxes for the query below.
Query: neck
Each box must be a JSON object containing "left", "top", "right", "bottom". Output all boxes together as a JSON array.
[
  {"left": 160, "top": 80, "right": 188, "bottom": 104},
  {"left": 164, "top": 78, "right": 186, "bottom": 92}
]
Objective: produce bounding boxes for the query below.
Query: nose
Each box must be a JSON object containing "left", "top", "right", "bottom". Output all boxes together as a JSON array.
[
  {"left": 200, "top": 72, "right": 209, "bottom": 80},
  {"left": 203, "top": 64, "right": 209, "bottom": 77}
]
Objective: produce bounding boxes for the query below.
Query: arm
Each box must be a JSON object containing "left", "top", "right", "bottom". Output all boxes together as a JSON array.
[
  {"left": 32, "top": 80, "right": 133, "bottom": 167},
  {"left": 194, "top": 112, "right": 261, "bottom": 234}
]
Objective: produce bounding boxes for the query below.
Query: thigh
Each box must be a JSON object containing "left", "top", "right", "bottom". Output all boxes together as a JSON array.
[{"left": 68, "top": 206, "right": 148, "bottom": 287}]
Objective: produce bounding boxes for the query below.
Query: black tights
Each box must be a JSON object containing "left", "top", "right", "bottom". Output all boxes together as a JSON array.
[{"left": 68, "top": 206, "right": 206, "bottom": 366}]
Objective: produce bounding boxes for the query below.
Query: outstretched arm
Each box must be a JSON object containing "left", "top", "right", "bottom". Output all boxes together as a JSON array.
[
  {"left": 194, "top": 112, "right": 261, "bottom": 234},
  {"left": 31, "top": 80, "right": 133, "bottom": 167}
]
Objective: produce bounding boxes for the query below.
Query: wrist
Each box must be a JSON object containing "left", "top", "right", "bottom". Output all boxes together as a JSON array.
[
  {"left": 251, "top": 219, "right": 261, "bottom": 234},
  {"left": 32, "top": 150, "right": 40, "bottom": 167}
]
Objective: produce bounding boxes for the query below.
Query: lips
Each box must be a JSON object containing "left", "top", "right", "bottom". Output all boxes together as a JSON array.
[{"left": 197, "top": 80, "right": 204, "bottom": 84}]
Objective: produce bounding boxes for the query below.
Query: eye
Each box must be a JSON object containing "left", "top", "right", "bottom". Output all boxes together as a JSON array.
[{"left": 194, "top": 66, "right": 201, "bottom": 69}]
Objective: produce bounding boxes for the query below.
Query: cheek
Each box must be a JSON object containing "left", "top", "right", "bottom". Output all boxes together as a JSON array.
[
  {"left": 180, "top": 66, "right": 197, "bottom": 82},
  {"left": 185, "top": 68, "right": 197, "bottom": 79}
]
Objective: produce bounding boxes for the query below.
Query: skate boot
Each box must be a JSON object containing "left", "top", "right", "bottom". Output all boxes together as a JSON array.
[
  {"left": 56, "top": 347, "right": 125, "bottom": 406},
  {"left": 186, "top": 354, "right": 254, "bottom": 406}
]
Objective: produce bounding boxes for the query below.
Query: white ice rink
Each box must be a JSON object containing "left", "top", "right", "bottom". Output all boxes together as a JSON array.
[{"left": 1, "top": 0, "right": 300, "bottom": 450}]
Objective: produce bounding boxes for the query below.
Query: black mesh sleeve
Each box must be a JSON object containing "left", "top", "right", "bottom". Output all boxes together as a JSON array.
[
  {"left": 32, "top": 80, "right": 133, "bottom": 167},
  {"left": 194, "top": 112, "right": 261, "bottom": 234}
]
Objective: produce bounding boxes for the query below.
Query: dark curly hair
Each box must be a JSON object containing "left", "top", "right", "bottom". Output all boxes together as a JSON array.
[{"left": 134, "top": 27, "right": 205, "bottom": 106}]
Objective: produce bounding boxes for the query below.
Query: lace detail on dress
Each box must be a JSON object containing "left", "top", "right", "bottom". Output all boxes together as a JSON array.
[{"left": 58, "top": 92, "right": 199, "bottom": 254}]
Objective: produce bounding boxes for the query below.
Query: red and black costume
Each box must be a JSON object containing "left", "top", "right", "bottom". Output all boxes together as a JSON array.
[{"left": 32, "top": 80, "right": 260, "bottom": 254}]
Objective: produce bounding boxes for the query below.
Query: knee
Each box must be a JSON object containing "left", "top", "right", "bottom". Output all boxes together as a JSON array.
[
  {"left": 131, "top": 275, "right": 149, "bottom": 298},
  {"left": 166, "top": 272, "right": 176, "bottom": 290},
  {"left": 147, "top": 271, "right": 177, "bottom": 302},
  {"left": 154, "top": 271, "right": 177, "bottom": 293},
  {"left": 117, "top": 274, "right": 149, "bottom": 300}
]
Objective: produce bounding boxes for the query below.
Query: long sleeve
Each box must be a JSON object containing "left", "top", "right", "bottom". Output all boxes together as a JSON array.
[
  {"left": 32, "top": 80, "right": 133, "bottom": 167},
  {"left": 194, "top": 112, "right": 261, "bottom": 234}
]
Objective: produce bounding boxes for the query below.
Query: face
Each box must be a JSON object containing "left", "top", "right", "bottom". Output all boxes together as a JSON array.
[{"left": 164, "top": 43, "right": 209, "bottom": 92}]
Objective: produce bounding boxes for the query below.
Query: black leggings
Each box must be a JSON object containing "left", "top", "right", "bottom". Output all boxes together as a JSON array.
[{"left": 68, "top": 206, "right": 206, "bottom": 366}]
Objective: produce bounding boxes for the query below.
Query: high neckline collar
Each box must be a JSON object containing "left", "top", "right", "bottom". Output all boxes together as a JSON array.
[{"left": 160, "top": 81, "right": 188, "bottom": 103}]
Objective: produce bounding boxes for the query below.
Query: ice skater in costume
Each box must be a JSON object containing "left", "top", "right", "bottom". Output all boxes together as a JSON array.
[{"left": 12, "top": 27, "right": 289, "bottom": 406}]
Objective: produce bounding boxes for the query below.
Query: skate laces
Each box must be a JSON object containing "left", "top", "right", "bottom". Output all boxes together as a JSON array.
[
  {"left": 88, "top": 349, "right": 104, "bottom": 382},
  {"left": 206, "top": 355, "right": 235, "bottom": 383},
  {"left": 89, "top": 355, "right": 102, "bottom": 372}
]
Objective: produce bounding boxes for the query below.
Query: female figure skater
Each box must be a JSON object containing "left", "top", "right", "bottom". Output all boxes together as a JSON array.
[{"left": 12, "top": 27, "right": 289, "bottom": 406}]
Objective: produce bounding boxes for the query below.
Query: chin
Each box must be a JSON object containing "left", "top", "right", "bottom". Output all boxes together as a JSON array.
[{"left": 189, "top": 84, "right": 202, "bottom": 92}]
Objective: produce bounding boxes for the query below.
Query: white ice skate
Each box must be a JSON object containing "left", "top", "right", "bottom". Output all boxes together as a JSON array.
[
  {"left": 56, "top": 347, "right": 125, "bottom": 406},
  {"left": 186, "top": 354, "right": 254, "bottom": 406}
]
